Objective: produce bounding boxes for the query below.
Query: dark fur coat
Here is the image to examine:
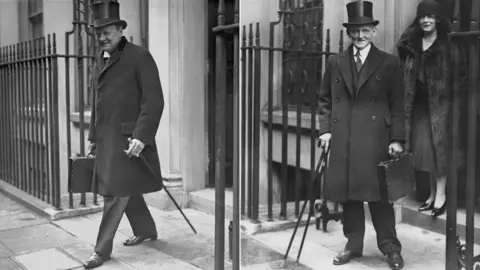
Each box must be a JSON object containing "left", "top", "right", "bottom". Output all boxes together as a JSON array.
[{"left": 397, "top": 20, "right": 454, "bottom": 176}]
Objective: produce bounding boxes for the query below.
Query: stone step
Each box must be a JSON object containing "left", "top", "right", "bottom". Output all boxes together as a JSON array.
[
  {"left": 188, "top": 188, "right": 235, "bottom": 220},
  {"left": 399, "top": 196, "right": 480, "bottom": 244}
]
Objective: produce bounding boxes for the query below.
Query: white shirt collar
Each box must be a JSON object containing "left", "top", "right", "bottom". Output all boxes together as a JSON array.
[
  {"left": 353, "top": 43, "right": 371, "bottom": 63},
  {"left": 103, "top": 51, "right": 111, "bottom": 58}
]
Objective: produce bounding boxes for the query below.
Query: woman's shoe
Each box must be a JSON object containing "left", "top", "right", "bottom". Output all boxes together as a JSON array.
[
  {"left": 418, "top": 200, "right": 434, "bottom": 212},
  {"left": 431, "top": 201, "right": 447, "bottom": 218}
]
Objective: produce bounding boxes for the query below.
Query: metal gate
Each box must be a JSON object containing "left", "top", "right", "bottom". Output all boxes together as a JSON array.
[{"left": 447, "top": 0, "right": 480, "bottom": 269}]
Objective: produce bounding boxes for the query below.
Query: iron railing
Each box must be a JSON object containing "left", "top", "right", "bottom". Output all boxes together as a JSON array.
[
  {"left": 240, "top": 1, "right": 343, "bottom": 222},
  {"left": 0, "top": 35, "right": 62, "bottom": 208},
  {"left": 447, "top": 0, "right": 480, "bottom": 269},
  {"left": 213, "top": 0, "right": 240, "bottom": 270}
]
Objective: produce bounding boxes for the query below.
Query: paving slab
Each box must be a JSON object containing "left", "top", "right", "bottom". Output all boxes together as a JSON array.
[
  {"left": 59, "top": 242, "right": 95, "bottom": 264},
  {"left": 0, "top": 212, "right": 47, "bottom": 232},
  {"left": 13, "top": 248, "right": 81, "bottom": 270},
  {"left": 0, "top": 242, "right": 14, "bottom": 258},
  {"left": 249, "top": 220, "right": 462, "bottom": 270},
  {"left": 53, "top": 216, "right": 102, "bottom": 246},
  {"left": 112, "top": 241, "right": 203, "bottom": 270},
  {"left": 0, "top": 258, "right": 23, "bottom": 270},
  {"left": 0, "top": 223, "right": 81, "bottom": 256}
]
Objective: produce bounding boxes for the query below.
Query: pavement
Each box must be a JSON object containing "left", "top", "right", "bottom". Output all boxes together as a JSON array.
[
  {"left": 0, "top": 191, "right": 314, "bottom": 270},
  {"left": 0, "top": 191, "right": 226, "bottom": 270},
  {"left": 1, "top": 190, "right": 472, "bottom": 270},
  {"left": 242, "top": 217, "right": 475, "bottom": 270}
]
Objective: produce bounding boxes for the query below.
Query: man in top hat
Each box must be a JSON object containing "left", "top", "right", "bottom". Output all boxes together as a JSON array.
[
  {"left": 317, "top": 1, "right": 406, "bottom": 269},
  {"left": 83, "top": 0, "right": 164, "bottom": 269}
]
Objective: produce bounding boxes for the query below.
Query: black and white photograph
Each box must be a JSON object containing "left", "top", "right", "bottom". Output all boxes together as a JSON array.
[{"left": 0, "top": 0, "right": 478, "bottom": 270}]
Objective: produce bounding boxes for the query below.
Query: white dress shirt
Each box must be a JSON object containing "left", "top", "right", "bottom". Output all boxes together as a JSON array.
[{"left": 353, "top": 43, "right": 371, "bottom": 65}]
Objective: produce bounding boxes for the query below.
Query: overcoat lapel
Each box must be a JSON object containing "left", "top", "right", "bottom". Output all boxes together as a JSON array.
[
  {"left": 95, "top": 51, "right": 105, "bottom": 76},
  {"left": 356, "top": 45, "right": 385, "bottom": 95},
  {"left": 337, "top": 46, "right": 355, "bottom": 97},
  {"left": 100, "top": 49, "right": 123, "bottom": 77}
]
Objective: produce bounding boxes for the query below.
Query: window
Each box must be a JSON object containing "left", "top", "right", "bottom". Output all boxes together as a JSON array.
[
  {"left": 281, "top": 0, "right": 323, "bottom": 110},
  {"left": 28, "top": 0, "right": 44, "bottom": 39}
]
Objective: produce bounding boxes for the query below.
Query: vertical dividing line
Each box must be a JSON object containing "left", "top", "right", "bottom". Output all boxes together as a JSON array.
[
  {"left": 247, "top": 24, "right": 254, "bottom": 219},
  {"left": 0, "top": 47, "right": 3, "bottom": 181},
  {"left": 252, "top": 23, "right": 261, "bottom": 222},
  {"left": 214, "top": 1, "right": 226, "bottom": 269},
  {"left": 0, "top": 47, "right": 5, "bottom": 182},
  {"left": 240, "top": 26, "right": 247, "bottom": 217},
  {"left": 0, "top": 47, "right": 4, "bottom": 182},
  {"left": 232, "top": 1, "right": 240, "bottom": 267}
]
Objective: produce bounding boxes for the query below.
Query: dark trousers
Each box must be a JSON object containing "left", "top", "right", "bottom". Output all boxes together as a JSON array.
[
  {"left": 94, "top": 194, "right": 157, "bottom": 257},
  {"left": 342, "top": 201, "right": 401, "bottom": 255}
]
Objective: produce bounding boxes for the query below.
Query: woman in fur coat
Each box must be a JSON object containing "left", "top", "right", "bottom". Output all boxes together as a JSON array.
[{"left": 397, "top": 0, "right": 452, "bottom": 218}]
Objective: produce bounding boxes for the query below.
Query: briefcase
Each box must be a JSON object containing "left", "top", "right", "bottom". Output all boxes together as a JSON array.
[
  {"left": 377, "top": 152, "right": 416, "bottom": 202},
  {"left": 68, "top": 156, "right": 95, "bottom": 193}
]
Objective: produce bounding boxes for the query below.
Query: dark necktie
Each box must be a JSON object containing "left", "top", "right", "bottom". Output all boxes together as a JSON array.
[
  {"left": 104, "top": 57, "right": 109, "bottom": 64},
  {"left": 355, "top": 50, "right": 362, "bottom": 72}
]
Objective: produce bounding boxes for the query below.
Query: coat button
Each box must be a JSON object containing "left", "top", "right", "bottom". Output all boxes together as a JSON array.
[
  {"left": 372, "top": 116, "right": 376, "bottom": 122},
  {"left": 333, "top": 118, "right": 338, "bottom": 123},
  {"left": 406, "top": 106, "right": 411, "bottom": 111},
  {"left": 336, "top": 97, "right": 340, "bottom": 102},
  {"left": 335, "top": 78, "right": 340, "bottom": 83}
]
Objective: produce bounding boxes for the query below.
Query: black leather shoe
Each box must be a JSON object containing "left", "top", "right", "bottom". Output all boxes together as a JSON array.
[
  {"left": 432, "top": 201, "right": 447, "bottom": 218},
  {"left": 386, "top": 251, "right": 404, "bottom": 270},
  {"left": 418, "top": 200, "right": 434, "bottom": 212},
  {"left": 333, "top": 250, "right": 362, "bottom": 265},
  {"left": 123, "top": 235, "right": 158, "bottom": 246},
  {"left": 83, "top": 253, "right": 110, "bottom": 269}
]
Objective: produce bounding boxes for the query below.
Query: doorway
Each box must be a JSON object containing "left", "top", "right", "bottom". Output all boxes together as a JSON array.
[{"left": 206, "top": 0, "right": 236, "bottom": 188}]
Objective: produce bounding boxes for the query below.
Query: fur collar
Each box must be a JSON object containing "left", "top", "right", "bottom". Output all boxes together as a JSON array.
[{"left": 397, "top": 18, "right": 451, "bottom": 60}]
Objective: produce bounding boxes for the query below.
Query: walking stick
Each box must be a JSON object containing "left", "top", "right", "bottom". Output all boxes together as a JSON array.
[
  {"left": 136, "top": 153, "right": 198, "bottom": 235},
  {"left": 284, "top": 146, "right": 329, "bottom": 262}
]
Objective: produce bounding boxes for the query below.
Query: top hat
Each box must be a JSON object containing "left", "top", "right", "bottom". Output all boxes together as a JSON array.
[
  {"left": 89, "top": 0, "right": 127, "bottom": 29},
  {"left": 343, "top": 1, "right": 379, "bottom": 28}
]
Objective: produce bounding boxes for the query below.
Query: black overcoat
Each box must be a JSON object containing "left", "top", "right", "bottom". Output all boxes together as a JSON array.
[
  {"left": 88, "top": 37, "right": 164, "bottom": 197},
  {"left": 318, "top": 44, "right": 406, "bottom": 202}
]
